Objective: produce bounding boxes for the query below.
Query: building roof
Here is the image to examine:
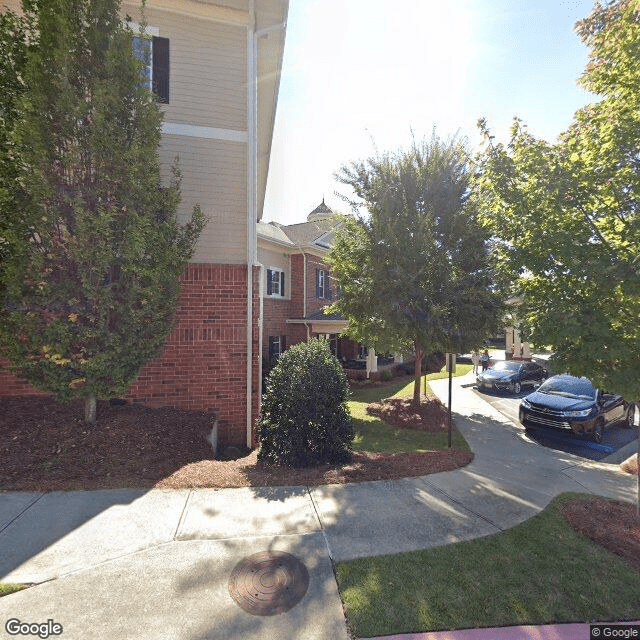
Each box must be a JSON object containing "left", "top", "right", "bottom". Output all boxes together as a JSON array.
[
  {"left": 259, "top": 200, "right": 347, "bottom": 251},
  {"left": 307, "top": 198, "right": 333, "bottom": 220},
  {"left": 281, "top": 216, "right": 340, "bottom": 247},
  {"left": 256, "top": 221, "right": 295, "bottom": 246},
  {"left": 278, "top": 199, "right": 345, "bottom": 249},
  {"left": 304, "top": 308, "right": 345, "bottom": 322}
]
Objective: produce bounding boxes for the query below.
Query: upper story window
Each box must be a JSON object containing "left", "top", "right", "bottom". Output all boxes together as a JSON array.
[
  {"left": 266, "top": 268, "right": 285, "bottom": 297},
  {"left": 315, "top": 268, "right": 333, "bottom": 300},
  {"left": 129, "top": 22, "right": 170, "bottom": 104}
]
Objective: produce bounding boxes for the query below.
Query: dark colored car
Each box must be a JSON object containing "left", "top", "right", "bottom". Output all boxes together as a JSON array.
[
  {"left": 476, "top": 360, "right": 548, "bottom": 395},
  {"left": 519, "top": 374, "right": 635, "bottom": 443}
]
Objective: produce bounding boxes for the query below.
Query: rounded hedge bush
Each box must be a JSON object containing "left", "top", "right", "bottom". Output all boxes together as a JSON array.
[{"left": 257, "top": 339, "right": 354, "bottom": 467}]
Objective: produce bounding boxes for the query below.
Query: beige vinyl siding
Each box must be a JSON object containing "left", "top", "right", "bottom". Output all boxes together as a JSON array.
[
  {"left": 132, "top": 6, "right": 247, "bottom": 131},
  {"left": 258, "top": 246, "right": 289, "bottom": 273},
  {"left": 161, "top": 135, "right": 247, "bottom": 264}
]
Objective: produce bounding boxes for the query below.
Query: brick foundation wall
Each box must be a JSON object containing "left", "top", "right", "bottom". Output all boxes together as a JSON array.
[
  {"left": 0, "top": 361, "right": 50, "bottom": 398},
  {"left": 128, "top": 263, "right": 260, "bottom": 447},
  {"left": 1, "top": 263, "right": 261, "bottom": 448}
]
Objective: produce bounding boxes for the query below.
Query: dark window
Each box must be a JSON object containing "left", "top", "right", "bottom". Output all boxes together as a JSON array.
[
  {"left": 268, "top": 336, "right": 280, "bottom": 358},
  {"left": 266, "top": 268, "right": 285, "bottom": 297},
  {"left": 152, "top": 36, "right": 170, "bottom": 104},
  {"left": 132, "top": 33, "right": 169, "bottom": 104},
  {"left": 316, "top": 269, "right": 325, "bottom": 299},
  {"left": 268, "top": 335, "right": 287, "bottom": 362}
]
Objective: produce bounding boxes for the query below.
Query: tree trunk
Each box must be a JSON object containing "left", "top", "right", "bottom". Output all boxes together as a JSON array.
[
  {"left": 413, "top": 341, "right": 423, "bottom": 406},
  {"left": 84, "top": 393, "right": 97, "bottom": 424}
]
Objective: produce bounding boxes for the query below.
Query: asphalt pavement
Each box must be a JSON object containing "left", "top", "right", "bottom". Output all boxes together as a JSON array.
[{"left": 0, "top": 370, "right": 637, "bottom": 640}]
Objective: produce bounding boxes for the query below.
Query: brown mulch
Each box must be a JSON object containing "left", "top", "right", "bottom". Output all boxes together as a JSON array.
[
  {"left": 366, "top": 394, "right": 449, "bottom": 431},
  {"left": 0, "top": 395, "right": 471, "bottom": 492},
  {"left": 3, "top": 396, "right": 638, "bottom": 572},
  {"left": 561, "top": 498, "right": 640, "bottom": 572}
]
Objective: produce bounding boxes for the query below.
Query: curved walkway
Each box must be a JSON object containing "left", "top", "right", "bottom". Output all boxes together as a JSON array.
[{"left": 0, "top": 371, "right": 636, "bottom": 640}]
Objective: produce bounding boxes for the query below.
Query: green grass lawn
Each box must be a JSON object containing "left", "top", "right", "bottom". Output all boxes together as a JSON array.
[
  {"left": 348, "top": 365, "right": 472, "bottom": 453},
  {"left": 336, "top": 493, "right": 640, "bottom": 638},
  {"left": 0, "top": 583, "right": 28, "bottom": 598}
]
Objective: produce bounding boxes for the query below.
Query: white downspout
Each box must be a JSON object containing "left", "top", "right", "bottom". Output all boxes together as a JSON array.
[{"left": 246, "top": 1, "right": 257, "bottom": 448}]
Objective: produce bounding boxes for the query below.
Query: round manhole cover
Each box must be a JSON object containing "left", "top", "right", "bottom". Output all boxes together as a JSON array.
[{"left": 228, "top": 551, "right": 310, "bottom": 616}]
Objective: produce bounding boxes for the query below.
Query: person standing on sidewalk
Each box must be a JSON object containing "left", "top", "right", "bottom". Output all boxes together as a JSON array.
[
  {"left": 471, "top": 351, "right": 480, "bottom": 375},
  {"left": 480, "top": 350, "right": 490, "bottom": 371}
]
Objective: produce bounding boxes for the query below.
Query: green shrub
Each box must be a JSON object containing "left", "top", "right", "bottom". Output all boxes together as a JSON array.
[
  {"left": 258, "top": 339, "right": 354, "bottom": 467},
  {"left": 381, "top": 369, "right": 393, "bottom": 382}
]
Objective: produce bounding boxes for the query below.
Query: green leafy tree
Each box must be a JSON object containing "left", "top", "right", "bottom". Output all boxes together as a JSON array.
[
  {"left": 257, "top": 339, "right": 354, "bottom": 467},
  {"left": 0, "top": 8, "right": 32, "bottom": 304},
  {"left": 0, "top": 0, "right": 205, "bottom": 422},
  {"left": 474, "top": 0, "right": 639, "bottom": 401},
  {"left": 329, "top": 133, "right": 503, "bottom": 404}
]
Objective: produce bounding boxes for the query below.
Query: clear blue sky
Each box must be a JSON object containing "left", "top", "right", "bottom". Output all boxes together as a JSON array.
[{"left": 262, "top": 0, "right": 596, "bottom": 225}]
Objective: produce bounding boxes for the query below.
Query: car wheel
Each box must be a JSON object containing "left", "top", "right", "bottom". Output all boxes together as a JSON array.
[
  {"left": 625, "top": 404, "right": 636, "bottom": 428},
  {"left": 592, "top": 419, "right": 604, "bottom": 444},
  {"left": 512, "top": 381, "right": 521, "bottom": 395}
]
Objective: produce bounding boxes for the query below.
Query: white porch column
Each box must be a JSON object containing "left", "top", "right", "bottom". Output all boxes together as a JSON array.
[
  {"left": 514, "top": 329, "right": 522, "bottom": 360},
  {"left": 505, "top": 328, "right": 514, "bottom": 359}
]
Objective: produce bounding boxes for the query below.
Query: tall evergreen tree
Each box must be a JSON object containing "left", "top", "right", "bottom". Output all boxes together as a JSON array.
[
  {"left": 0, "top": 0, "right": 205, "bottom": 422},
  {"left": 329, "top": 133, "right": 502, "bottom": 403}
]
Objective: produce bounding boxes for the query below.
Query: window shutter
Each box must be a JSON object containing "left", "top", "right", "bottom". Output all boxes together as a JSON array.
[
  {"left": 280, "top": 271, "right": 285, "bottom": 297},
  {"left": 315, "top": 269, "right": 320, "bottom": 298},
  {"left": 152, "top": 36, "right": 170, "bottom": 104},
  {"left": 268, "top": 336, "right": 275, "bottom": 357},
  {"left": 266, "top": 269, "right": 272, "bottom": 295}
]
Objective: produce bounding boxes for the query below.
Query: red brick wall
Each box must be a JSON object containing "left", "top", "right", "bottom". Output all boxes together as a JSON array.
[
  {"left": 262, "top": 252, "right": 335, "bottom": 365},
  {"left": 0, "top": 361, "right": 50, "bottom": 398},
  {"left": 290, "top": 254, "right": 305, "bottom": 318},
  {"left": 305, "top": 254, "right": 334, "bottom": 316},
  {"left": 1, "top": 263, "right": 261, "bottom": 448},
  {"left": 128, "top": 263, "right": 260, "bottom": 447}
]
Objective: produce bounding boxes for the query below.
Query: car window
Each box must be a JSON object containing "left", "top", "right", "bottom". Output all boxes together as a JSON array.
[
  {"left": 493, "top": 361, "right": 521, "bottom": 372},
  {"left": 538, "top": 376, "right": 596, "bottom": 400}
]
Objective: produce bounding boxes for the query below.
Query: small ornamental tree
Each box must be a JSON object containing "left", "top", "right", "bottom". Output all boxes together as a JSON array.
[
  {"left": 329, "top": 133, "right": 503, "bottom": 404},
  {"left": 257, "top": 339, "right": 354, "bottom": 467},
  {"left": 0, "top": 0, "right": 205, "bottom": 423}
]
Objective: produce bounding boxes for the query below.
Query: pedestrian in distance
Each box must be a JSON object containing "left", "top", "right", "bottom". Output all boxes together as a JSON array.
[
  {"left": 481, "top": 350, "right": 490, "bottom": 371},
  {"left": 471, "top": 351, "right": 480, "bottom": 375}
]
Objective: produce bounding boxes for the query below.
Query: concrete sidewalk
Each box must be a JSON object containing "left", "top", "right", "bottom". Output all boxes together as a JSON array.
[{"left": 0, "top": 370, "right": 636, "bottom": 639}]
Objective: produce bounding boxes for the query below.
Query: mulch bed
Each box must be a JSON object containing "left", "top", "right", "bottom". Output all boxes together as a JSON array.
[
  {"left": 0, "top": 395, "right": 471, "bottom": 491},
  {"left": 366, "top": 394, "right": 449, "bottom": 431},
  {"left": 561, "top": 498, "right": 640, "bottom": 573},
  {"left": 2, "top": 396, "right": 638, "bottom": 573}
]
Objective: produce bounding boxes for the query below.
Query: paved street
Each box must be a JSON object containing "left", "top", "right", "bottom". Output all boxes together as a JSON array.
[{"left": 474, "top": 384, "right": 639, "bottom": 461}]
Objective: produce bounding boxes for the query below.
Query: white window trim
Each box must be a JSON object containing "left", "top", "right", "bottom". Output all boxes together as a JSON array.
[
  {"left": 317, "top": 269, "right": 325, "bottom": 299},
  {"left": 126, "top": 21, "right": 159, "bottom": 37},
  {"left": 267, "top": 266, "right": 285, "bottom": 298},
  {"left": 127, "top": 21, "right": 160, "bottom": 92}
]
